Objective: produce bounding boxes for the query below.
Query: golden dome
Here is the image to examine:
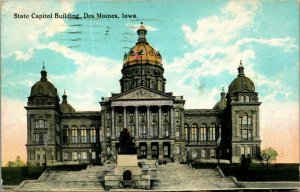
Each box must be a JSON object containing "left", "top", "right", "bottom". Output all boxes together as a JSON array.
[{"left": 123, "top": 22, "right": 162, "bottom": 66}]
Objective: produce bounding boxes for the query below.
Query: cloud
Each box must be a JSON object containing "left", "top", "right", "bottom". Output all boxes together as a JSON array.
[
  {"left": 1, "top": 1, "right": 74, "bottom": 59},
  {"left": 127, "top": 23, "right": 158, "bottom": 32},
  {"left": 182, "top": 1, "right": 260, "bottom": 46},
  {"left": 37, "top": 42, "right": 121, "bottom": 111}
]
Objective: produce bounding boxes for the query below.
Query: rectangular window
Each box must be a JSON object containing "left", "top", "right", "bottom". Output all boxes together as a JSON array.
[
  {"left": 200, "top": 128, "right": 206, "bottom": 141},
  {"left": 63, "top": 152, "right": 68, "bottom": 161},
  {"left": 44, "top": 121, "right": 48, "bottom": 129},
  {"left": 106, "top": 128, "right": 110, "bottom": 137},
  {"left": 81, "top": 152, "right": 87, "bottom": 160},
  {"left": 36, "top": 150, "right": 40, "bottom": 160},
  {"left": 30, "top": 150, "right": 35, "bottom": 160},
  {"left": 201, "top": 149, "right": 206, "bottom": 158},
  {"left": 209, "top": 128, "right": 215, "bottom": 141},
  {"left": 163, "top": 146, "right": 169, "bottom": 156},
  {"left": 39, "top": 119, "right": 44, "bottom": 129},
  {"left": 35, "top": 121, "right": 39, "bottom": 129},
  {"left": 81, "top": 129, "right": 87, "bottom": 143},
  {"left": 72, "top": 152, "right": 78, "bottom": 161},
  {"left": 90, "top": 129, "right": 96, "bottom": 143},
  {"left": 92, "top": 152, "right": 96, "bottom": 160}
]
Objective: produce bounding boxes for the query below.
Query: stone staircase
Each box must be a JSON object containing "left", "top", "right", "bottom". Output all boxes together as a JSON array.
[
  {"left": 13, "top": 163, "right": 237, "bottom": 191},
  {"left": 152, "top": 163, "right": 237, "bottom": 190},
  {"left": 15, "top": 166, "right": 106, "bottom": 192}
]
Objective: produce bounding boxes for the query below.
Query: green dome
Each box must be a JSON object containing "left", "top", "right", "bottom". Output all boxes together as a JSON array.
[
  {"left": 213, "top": 88, "right": 227, "bottom": 110},
  {"left": 60, "top": 91, "right": 76, "bottom": 113},
  {"left": 228, "top": 63, "right": 255, "bottom": 94},
  {"left": 30, "top": 68, "right": 58, "bottom": 97}
]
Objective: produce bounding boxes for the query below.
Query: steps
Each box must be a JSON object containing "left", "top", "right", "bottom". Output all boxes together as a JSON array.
[
  {"left": 152, "top": 163, "right": 237, "bottom": 190},
  {"left": 15, "top": 163, "right": 237, "bottom": 191}
]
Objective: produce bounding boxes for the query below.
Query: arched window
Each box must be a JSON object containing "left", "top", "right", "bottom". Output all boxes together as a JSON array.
[
  {"left": 39, "top": 119, "right": 44, "bottom": 129},
  {"left": 191, "top": 124, "right": 197, "bottom": 141},
  {"left": 140, "top": 145, "right": 147, "bottom": 158},
  {"left": 247, "top": 146, "right": 251, "bottom": 155},
  {"left": 63, "top": 126, "right": 68, "bottom": 144},
  {"left": 152, "top": 145, "right": 158, "bottom": 157},
  {"left": 81, "top": 152, "right": 87, "bottom": 160},
  {"left": 245, "top": 96, "right": 250, "bottom": 102},
  {"left": 90, "top": 126, "right": 96, "bottom": 143},
  {"left": 163, "top": 145, "right": 169, "bottom": 156},
  {"left": 240, "top": 95, "right": 245, "bottom": 102},
  {"left": 71, "top": 126, "right": 78, "bottom": 143},
  {"left": 81, "top": 126, "right": 87, "bottom": 143},
  {"left": 150, "top": 81, "right": 155, "bottom": 89},
  {"left": 241, "top": 146, "right": 245, "bottom": 155},
  {"left": 200, "top": 124, "right": 207, "bottom": 141},
  {"left": 209, "top": 124, "right": 216, "bottom": 141},
  {"left": 184, "top": 124, "right": 189, "bottom": 141},
  {"left": 242, "top": 113, "right": 248, "bottom": 125},
  {"left": 72, "top": 151, "right": 78, "bottom": 161},
  {"left": 210, "top": 149, "right": 215, "bottom": 158}
]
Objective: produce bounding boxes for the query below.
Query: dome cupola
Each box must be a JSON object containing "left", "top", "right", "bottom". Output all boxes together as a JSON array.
[
  {"left": 28, "top": 64, "right": 60, "bottom": 106},
  {"left": 60, "top": 90, "right": 76, "bottom": 113},
  {"left": 213, "top": 87, "right": 227, "bottom": 110},
  {"left": 228, "top": 61, "right": 255, "bottom": 94},
  {"left": 120, "top": 23, "right": 166, "bottom": 93},
  {"left": 123, "top": 22, "right": 162, "bottom": 67}
]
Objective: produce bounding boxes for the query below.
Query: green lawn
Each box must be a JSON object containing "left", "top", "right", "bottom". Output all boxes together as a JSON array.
[
  {"left": 2, "top": 166, "right": 44, "bottom": 185},
  {"left": 193, "top": 163, "right": 299, "bottom": 181}
]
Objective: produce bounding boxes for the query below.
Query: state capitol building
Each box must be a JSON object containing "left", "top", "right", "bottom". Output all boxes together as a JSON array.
[{"left": 25, "top": 23, "right": 262, "bottom": 165}]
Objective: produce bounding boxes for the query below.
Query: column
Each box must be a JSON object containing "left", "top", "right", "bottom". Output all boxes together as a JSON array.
[
  {"left": 147, "top": 106, "right": 150, "bottom": 137},
  {"left": 123, "top": 107, "right": 127, "bottom": 128},
  {"left": 135, "top": 106, "right": 139, "bottom": 138},
  {"left": 111, "top": 107, "right": 115, "bottom": 139},
  {"left": 180, "top": 109, "right": 184, "bottom": 140},
  {"left": 158, "top": 106, "right": 162, "bottom": 138},
  {"left": 147, "top": 142, "right": 152, "bottom": 159},
  {"left": 158, "top": 142, "right": 163, "bottom": 159},
  {"left": 170, "top": 107, "right": 174, "bottom": 137}
]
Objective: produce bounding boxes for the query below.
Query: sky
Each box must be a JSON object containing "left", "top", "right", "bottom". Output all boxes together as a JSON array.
[{"left": 1, "top": 0, "right": 299, "bottom": 165}]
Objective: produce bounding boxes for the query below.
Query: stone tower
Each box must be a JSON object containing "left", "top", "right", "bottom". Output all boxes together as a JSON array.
[
  {"left": 25, "top": 65, "right": 61, "bottom": 164},
  {"left": 225, "top": 61, "right": 261, "bottom": 162}
]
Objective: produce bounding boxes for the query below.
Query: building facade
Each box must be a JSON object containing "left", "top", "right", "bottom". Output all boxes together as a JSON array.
[{"left": 25, "top": 23, "right": 261, "bottom": 165}]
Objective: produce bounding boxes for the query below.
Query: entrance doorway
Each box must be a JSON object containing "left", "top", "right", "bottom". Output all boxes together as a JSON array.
[{"left": 123, "top": 170, "right": 132, "bottom": 180}]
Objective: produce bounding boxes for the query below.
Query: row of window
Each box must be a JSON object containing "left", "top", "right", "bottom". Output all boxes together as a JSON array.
[
  {"left": 62, "top": 126, "right": 96, "bottom": 144},
  {"left": 239, "top": 95, "right": 251, "bottom": 102},
  {"left": 63, "top": 151, "right": 96, "bottom": 161},
  {"left": 35, "top": 119, "right": 48, "bottom": 129},
  {"left": 190, "top": 149, "right": 216, "bottom": 158},
  {"left": 33, "top": 133, "right": 47, "bottom": 143},
  {"left": 184, "top": 124, "right": 221, "bottom": 141}
]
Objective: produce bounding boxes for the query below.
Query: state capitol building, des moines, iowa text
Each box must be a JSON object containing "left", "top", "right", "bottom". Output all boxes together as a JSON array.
[{"left": 25, "top": 23, "right": 262, "bottom": 165}]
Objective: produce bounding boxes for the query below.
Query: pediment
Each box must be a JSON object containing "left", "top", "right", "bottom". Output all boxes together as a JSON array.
[{"left": 111, "top": 87, "right": 173, "bottom": 100}]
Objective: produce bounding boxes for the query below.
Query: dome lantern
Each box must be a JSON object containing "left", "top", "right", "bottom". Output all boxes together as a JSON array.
[
  {"left": 41, "top": 62, "right": 47, "bottom": 81},
  {"left": 137, "top": 22, "right": 147, "bottom": 43},
  {"left": 62, "top": 90, "right": 67, "bottom": 102},
  {"left": 238, "top": 60, "right": 245, "bottom": 77}
]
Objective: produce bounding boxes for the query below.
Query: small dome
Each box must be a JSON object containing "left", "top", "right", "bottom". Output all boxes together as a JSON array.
[
  {"left": 60, "top": 91, "right": 75, "bottom": 113},
  {"left": 123, "top": 22, "right": 162, "bottom": 66},
  {"left": 228, "top": 61, "right": 255, "bottom": 94},
  {"left": 30, "top": 66, "right": 58, "bottom": 97},
  {"left": 213, "top": 88, "right": 227, "bottom": 110}
]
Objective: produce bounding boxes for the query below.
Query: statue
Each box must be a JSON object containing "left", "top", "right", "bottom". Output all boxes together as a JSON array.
[{"left": 119, "top": 128, "right": 136, "bottom": 154}]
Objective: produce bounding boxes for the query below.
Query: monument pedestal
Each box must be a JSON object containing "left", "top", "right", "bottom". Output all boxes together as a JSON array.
[{"left": 104, "top": 154, "right": 151, "bottom": 190}]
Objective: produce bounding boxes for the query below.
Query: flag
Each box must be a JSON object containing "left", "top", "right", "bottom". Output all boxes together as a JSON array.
[{"left": 135, "top": 49, "right": 144, "bottom": 60}]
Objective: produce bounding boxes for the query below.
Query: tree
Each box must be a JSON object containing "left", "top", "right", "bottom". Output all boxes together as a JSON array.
[
  {"left": 259, "top": 147, "right": 278, "bottom": 169},
  {"left": 6, "top": 156, "right": 26, "bottom": 167}
]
